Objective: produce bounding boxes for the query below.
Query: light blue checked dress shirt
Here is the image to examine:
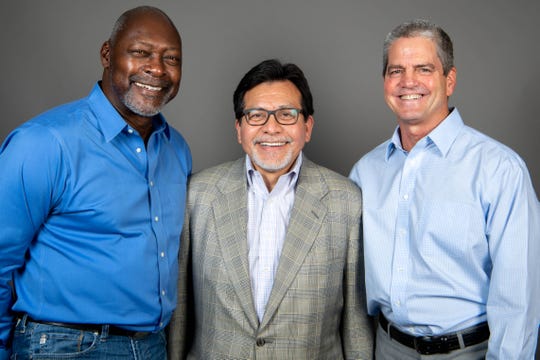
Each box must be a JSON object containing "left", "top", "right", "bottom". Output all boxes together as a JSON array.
[
  {"left": 246, "top": 153, "right": 302, "bottom": 321},
  {"left": 349, "top": 108, "right": 540, "bottom": 359}
]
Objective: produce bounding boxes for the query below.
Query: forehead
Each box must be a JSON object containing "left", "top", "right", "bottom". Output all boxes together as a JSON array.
[
  {"left": 388, "top": 36, "right": 439, "bottom": 65},
  {"left": 244, "top": 81, "right": 302, "bottom": 106},
  {"left": 115, "top": 12, "right": 181, "bottom": 49}
]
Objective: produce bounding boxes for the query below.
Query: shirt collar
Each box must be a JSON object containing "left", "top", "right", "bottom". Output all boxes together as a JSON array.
[
  {"left": 87, "top": 82, "right": 170, "bottom": 143},
  {"left": 245, "top": 152, "right": 302, "bottom": 194},
  {"left": 385, "top": 107, "right": 464, "bottom": 160}
]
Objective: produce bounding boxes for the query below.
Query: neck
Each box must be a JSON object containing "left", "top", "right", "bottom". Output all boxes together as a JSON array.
[
  {"left": 398, "top": 125, "right": 430, "bottom": 152},
  {"left": 126, "top": 116, "right": 154, "bottom": 144},
  {"left": 261, "top": 173, "right": 281, "bottom": 192},
  {"left": 398, "top": 112, "right": 450, "bottom": 151}
]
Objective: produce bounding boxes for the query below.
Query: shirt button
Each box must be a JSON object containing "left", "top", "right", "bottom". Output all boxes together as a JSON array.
[
  {"left": 162, "top": 290, "right": 166, "bottom": 296},
  {"left": 154, "top": 216, "right": 159, "bottom": 222},
  {"left": 395, "top": 300, "right": 401, "bottom": 306},
  {"left": 256, "top": 338, "right": 266, "bottom": 347},
  {"left": 149, "top": 181, "right": 154, "bottom": 187},
  {"left": 160, "top": 252, "right": 165, "bottom": 258},
  {"left": 128, "top": 128, "right": 134, "bottom": 134},
  {"left": 136, "top": 147, "right": 142, "bottom": 153},
  {"left": 403, "top": 194, "right": 409, "bottom": 200}
]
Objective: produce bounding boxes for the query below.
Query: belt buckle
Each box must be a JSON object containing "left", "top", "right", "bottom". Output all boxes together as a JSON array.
[
  {"left": 131, "top": 331, "right": 150, "bottom": 339},
  {"left": 414, "top": 335, "right": 450, "bottom": 355}
]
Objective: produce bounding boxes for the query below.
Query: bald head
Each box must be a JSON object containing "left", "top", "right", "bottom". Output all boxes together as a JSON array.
[{"left": 109, "top": 6, "right": 180, "bottom": 47}]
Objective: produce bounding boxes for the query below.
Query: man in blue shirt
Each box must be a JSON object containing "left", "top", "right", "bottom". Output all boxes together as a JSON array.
[
  {"left": 350, "top": 19, "right": 539, "bottom": 359},
  {"left": 0, "top": 6, "right": 191, "bottom": 359}
]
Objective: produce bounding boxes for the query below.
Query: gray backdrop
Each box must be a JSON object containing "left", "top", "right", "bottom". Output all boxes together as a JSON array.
[
  {"left": 1, "top": 0, "right": 539, "bottom": 195},
  {"left": 1, "top": 1, "right": 539, "bottom": 357}
]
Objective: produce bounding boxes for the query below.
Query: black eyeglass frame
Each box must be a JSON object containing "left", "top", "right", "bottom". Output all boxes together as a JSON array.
[{"left": 241, "top": 107, "right": 305, "bottom": 126}]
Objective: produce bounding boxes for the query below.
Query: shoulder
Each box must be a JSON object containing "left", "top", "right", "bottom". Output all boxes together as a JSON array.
[
  {"left": 353, "top": 140, "right": 390, "bottom": 169},
  {"left": 6, "top": 98, "right": 90, "bottom": 147},
  {"left": 191, "top": 159, "right": 242, "bottom": 182},
  {"left": 185, "top": 159, "right": 245, "bottom": 208},
  {"left": 302, "top": 159, "right": 362, "bottom": 201},
  {"left": 0, "top": 100, "right": 84, "bottom": 157},
  {"left": 458, "top": 125, "right": 529, "bottom": 174},
  {"left": 188, "top": 158, "right": 244, "bottom": 194},
  {"left": 349, "top": 140, "right": 390, "bottom": 183}
]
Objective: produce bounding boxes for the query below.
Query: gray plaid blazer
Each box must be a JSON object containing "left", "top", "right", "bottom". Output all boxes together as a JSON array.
[{"left": 168, "top": 157, "right": 373, "bottom": 359}]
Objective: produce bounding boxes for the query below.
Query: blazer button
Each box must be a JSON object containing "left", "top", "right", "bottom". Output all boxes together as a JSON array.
[{"left": 256, "top": 338, "right": 266, "bottom": 347}]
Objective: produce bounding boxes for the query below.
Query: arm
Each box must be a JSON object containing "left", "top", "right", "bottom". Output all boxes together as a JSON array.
[
  {"left": 485, "top": 159, "right": 540, "bottom": 359},
  {"left": 341, "top": 188, "right": 374, "bottom": 359},
  {"left": 167, "top": 195, "right": 193, "bottom": 360},
  {"left": 0, "top": 125, "right": 63, "bottom": 359}
]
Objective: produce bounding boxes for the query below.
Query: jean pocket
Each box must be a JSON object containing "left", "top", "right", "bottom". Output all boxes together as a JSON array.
[{"left": 13, "top": 323, "right": 99, "bottom": 358}]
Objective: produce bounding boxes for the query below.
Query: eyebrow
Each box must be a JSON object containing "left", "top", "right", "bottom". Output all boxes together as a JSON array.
[
  {"left": 131, "top": 40, "right": 181, "bottom": 51},
  {"left": 386, "top": 65, "right": 404, "bottom": 71},
  {"left": 414, "top": 63, "right": 436, "bottom": 70},
  {"left": 386, "top": 63, "right": 436, "bottom": 72}
]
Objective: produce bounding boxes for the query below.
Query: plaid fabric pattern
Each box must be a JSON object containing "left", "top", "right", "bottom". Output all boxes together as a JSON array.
[{"left": 168, "top": 157, "right": 374, "bottom": 359}]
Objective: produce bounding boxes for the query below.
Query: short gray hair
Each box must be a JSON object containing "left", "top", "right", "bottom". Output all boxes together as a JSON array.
[{"left": 383, "top": 19, "right": 454, "bottom": 76}]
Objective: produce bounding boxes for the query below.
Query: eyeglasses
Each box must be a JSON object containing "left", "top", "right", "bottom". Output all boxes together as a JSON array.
[{"left": 242, "top": 108, "right": 303, "bottom": 126}]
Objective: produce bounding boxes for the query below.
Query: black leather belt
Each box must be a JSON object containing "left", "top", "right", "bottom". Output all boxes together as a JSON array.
[
  {"left": 18, "top": 314, "right": 152, "bottom": 339},
  {"left": 379, "top": 314, "right": 489, "bottom": 355}
]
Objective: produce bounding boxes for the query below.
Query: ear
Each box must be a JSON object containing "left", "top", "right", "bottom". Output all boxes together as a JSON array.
[
  {"left": 445, "top": 67, "right": 457, "bottom": 97},
  {"left": 100, "top": 41, "right": 111, "bottom": 68},
  {"left": 304, "top": 115, "right": 314, "bottom": 143},
  {"left": 235, "top": 119, "right": 242, "bottom": 144}
]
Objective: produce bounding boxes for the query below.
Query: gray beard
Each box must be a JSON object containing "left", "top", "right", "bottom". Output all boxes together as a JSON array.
[
  {"left": 250, "top": 149, "right": 294, "bottom": 173},
  {"left": 122, "top": 87, "right": 171, "bottom": 117}
]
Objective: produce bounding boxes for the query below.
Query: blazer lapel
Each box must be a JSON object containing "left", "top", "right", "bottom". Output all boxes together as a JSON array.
[
  {"left": 260, "top": 159, "right": 328, "bottom": 327},
  {"left": 214, "top": 158, "right": 259, "bottom": 328}
]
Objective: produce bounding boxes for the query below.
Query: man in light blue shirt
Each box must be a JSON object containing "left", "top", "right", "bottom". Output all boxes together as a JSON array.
[
  {"left": 0, "top": 6, "right": 191, "bottom": 359},
  {"left": 350, "top": 19, "right": 539, "bottom": 359}
]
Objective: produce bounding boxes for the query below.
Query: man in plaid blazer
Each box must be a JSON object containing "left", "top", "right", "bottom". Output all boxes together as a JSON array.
[{"left": 168, "top": 59, "right": 374, "bottom": 359}]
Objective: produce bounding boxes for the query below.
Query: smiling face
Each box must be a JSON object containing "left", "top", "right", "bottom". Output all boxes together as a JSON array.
[
  {"left": 384, "top": 36, "right": 456, "bottom": 132},
  {"left": 236, "top": 80, "right": 313, "bottom": 187},
  {"left": 100, "top": 10, "right": 182, "bottom": 122}
]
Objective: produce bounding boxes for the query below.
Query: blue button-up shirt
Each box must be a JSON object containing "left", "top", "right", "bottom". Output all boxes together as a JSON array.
[
  {"left": 349, "top": 108, "right": 539, "bottom": 359},
  {"left": 0, "top": 83, "right": 191, "bottom": 357}
]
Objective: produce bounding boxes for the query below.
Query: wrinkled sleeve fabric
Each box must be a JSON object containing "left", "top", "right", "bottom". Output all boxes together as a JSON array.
[
  {"left": 0, "top": 124, "right": 66, "bottom": 358},
  {"left": 484, "top": 157, "right": 540, "bottom": 359}
]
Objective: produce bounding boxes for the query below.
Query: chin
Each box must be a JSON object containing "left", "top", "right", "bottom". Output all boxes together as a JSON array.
[{"left": 253, "top": 155, "right": 294, "bottom": 174}]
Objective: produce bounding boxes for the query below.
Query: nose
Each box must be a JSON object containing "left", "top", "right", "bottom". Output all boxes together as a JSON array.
[
  {"left": 262, "top": 113, "right": 282, "bottom": 133},
  {"left": 400, "top": 69, "right": 417, "bottom": 87},
  {"left": 143, "top": 56, "right": 165, "bottom": 77}
]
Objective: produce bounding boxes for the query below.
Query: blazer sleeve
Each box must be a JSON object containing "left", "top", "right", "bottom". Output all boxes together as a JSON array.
[
  {"left": 341, "top": 188, "right": 375, "bottom": 359},
  {"left": 167, "top": 207, "right": 192, "bottom": 360}
]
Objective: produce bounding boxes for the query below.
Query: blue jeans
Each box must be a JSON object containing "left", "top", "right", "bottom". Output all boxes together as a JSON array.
[{"left": 11, "top": 316, "right": 167, "bottom": 360}]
